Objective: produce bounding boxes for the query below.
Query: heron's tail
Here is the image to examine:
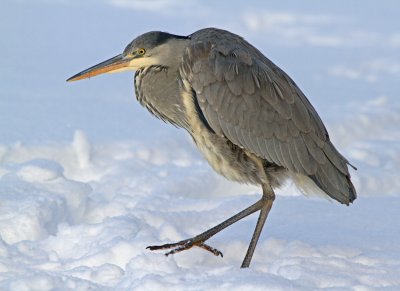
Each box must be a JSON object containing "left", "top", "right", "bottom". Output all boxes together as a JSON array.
[{"left": 294, "top": 142, "right": 357, "bottom": 205}]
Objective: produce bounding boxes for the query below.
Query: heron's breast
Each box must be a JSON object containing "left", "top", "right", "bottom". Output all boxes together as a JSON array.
[{"left": 194, "top": 133, "right": 260, "bottom": 184}]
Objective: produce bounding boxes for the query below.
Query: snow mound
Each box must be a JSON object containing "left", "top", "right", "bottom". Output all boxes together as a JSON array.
[
  {"left": 0, "top": 159, "right": 91, "bottom": 244},
  {"left": 0, "top": 131, "right": 399, "bottom": 289}
]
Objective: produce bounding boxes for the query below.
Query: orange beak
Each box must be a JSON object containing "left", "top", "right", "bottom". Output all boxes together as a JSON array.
[{"left": 67, "top": 54, "right": 131, "bottom": 82}]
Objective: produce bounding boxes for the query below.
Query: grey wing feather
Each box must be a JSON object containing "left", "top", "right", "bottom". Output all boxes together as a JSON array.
[{"left": 181, "top": 28, "right": 356, "bottom": 205}]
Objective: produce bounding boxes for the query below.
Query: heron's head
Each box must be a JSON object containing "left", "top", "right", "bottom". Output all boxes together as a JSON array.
[{"left": 67, "top": 31, "right": 190, "bottom": 82}]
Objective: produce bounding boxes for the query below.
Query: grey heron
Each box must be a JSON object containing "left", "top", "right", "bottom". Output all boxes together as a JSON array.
[{"left": 67, "top": 28, "right": 356, "bottom": 268}]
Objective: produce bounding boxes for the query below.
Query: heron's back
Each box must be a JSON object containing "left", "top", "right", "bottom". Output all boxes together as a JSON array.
[{"left": 180, "top": 28, "right": 356, "bottom": 205}]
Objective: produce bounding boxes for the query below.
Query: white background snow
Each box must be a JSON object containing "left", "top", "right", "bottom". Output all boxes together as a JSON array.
[{"left": 1, "top": 0, "right": 400, "bottom": 290}]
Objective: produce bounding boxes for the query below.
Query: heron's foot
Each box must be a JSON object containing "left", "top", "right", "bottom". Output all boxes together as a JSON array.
[{"left": 147, "top": 239, "right": 223, "bottom": 257}]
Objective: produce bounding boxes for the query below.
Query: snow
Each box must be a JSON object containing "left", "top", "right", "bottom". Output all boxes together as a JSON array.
[{"left": 1, "top": 0, "right": 400, "bottom": 290}]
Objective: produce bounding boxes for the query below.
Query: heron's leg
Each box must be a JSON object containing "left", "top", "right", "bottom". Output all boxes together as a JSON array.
[
  {"left": 240, "top": 185, "right": 275, "bottom": 268},
  {"left": 147, "top": 197, "right": 266, "bottom": 257}
]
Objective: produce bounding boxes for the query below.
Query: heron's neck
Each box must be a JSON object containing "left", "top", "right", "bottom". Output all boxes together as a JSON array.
[
  {"left": 157, "top": 38, "right": 190, "bottom": 69},
  {"left": 133, "top": 37, "right": 191, "bottom": 128}
]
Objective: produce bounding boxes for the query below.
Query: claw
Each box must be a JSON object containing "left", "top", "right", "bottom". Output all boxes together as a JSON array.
[{"left": 198, "top": 243, "right": 223, "bottom": 257}]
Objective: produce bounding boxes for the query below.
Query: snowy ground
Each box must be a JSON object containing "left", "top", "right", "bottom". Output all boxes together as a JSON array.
[{"left": 1, "top": 1, "right": 400, "bottom": 290}]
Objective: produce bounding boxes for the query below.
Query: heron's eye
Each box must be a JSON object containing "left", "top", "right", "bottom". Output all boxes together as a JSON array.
[{"left": 138, "top": 48, "right": 146, "bottom": 55}]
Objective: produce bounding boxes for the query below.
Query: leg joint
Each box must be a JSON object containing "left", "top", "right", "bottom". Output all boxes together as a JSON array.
[
  {"left": 261, "top": 184, "right": 275, "bottom": 201},
  {"left": 262, "top": 193, "right": 275, "bottom": 201}
]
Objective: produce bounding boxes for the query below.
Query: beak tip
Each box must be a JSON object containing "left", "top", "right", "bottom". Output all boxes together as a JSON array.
[
  {"left": 66, "top": 74, "right": 86, "bottom": 82},
  {"left": 66, "top": 75, "right": 77, "bottom": 82}
]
